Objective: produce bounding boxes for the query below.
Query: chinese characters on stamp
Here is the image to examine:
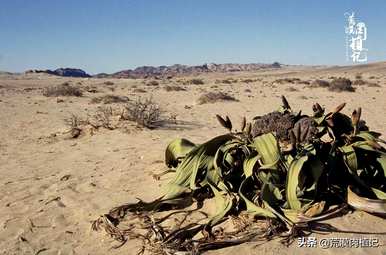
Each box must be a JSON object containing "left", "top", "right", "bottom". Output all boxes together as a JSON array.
[
  {"left": 298, "top": 236, "right": 379, "bottom": 249},
  {"left": 345, "top": 12, "right": 368, "bottom": 63}
]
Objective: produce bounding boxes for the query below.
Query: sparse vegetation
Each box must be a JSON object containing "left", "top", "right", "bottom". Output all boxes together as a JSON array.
[
  {"left": 353, "top": 79, "right": 366, "bottom": 86},
  {"left": 43, "top": 83, "right": 83, "bottom": 97},
  {"left": 329, "top": 78, "right": 355, "bottom": 92},
  {"left": 63, "top": 114, "right": 84, "bottom": 138},
  {"left": 146, "top": 80, "right": 159, "bottom": 86},
  {"left": 216, "top": 78, "right": 238, "bottom": 84},
  {"left": 311, "top": 79, "right": 330, "bottom": 88},
  {"left": 285, "top": 86, "right": 298, "bottom": 92},
  {"left": 104, "top": 81, "right": 115, "bottom": 86},
  {"left": 91, "top": 94, "right": 129, "bottom": 104},
  {"left": 184, "top": 78, "right": 205, "bottom": 85},
  {"left": 197, "top": 92, "right": 237, "bottom": 104},
  {"left": 241, "top": 78, "right": 255, "bottom": 83},
  {"left": 367, "top": 82, "right": 381, "bottom": 87},
  {"left": 164, "top": 85, "right": 186, "bottom": 92},
  {"left": 84, "top": 86, "right": 99, "bottom": 93},
  {"left": 273, "top": 78, "right": 301, "bottom": 84},
  {"left": 123, "top": 97, "right": 163, "bottom": 128},
  {"left": 353, "top": 79, "right": 381, "bottom": 87},
  {"left": 93, "top": 106, "right": 115, "bottom": 129},
  {"left": 133, "top": 88, "right": 147, "bottom": 93}
]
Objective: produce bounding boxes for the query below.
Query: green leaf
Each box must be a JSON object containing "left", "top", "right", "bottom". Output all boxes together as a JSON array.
[
  {"left": 376, "top": 154, "right": 386, "bottom": 177},
  {"left": 355, "top": 131, "right": 380, "bottom": 141},
  {"left": 252, "top": 133, "right": 280, "bottom": 169},
  {"left": 286, "top": 155, "right": 308, "bottom": 210},
  {"left": 165, "top": 138, "right": 196, "bottom": 168},
  {"left": 163, "top": 134, "right": 234, "bottom": 199},
  {"left": 238, "top": 177, "right": 276, "bottom": 218},
  {"left": 208, "top": 183, "right": 235, "bottom": 226},
  {"left": 242, "top": 151, "right": 259, "bottom": 177},
  {"left": 213, "top": 139, "right": 244, "bottom": 178}
]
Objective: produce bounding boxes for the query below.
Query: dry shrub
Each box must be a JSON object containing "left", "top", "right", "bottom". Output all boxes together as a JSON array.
[
  {"left": 285, "top": 86, "right": 298, "bottom": 92},
  {"left": 329, "top": 78, "right": 355, "bottom": 92},
  {"left": 133, "top": 88, "right": 147, "bottom": 93},
  {"left": 104, "top": 81, "right": 115, "bottom": 86},
  {"left": 311, "top": 79, "right": 330, "bottom": 88},
  {"left": 146, "top": 80, "right": 159, "bottom": 86},
  {"left": 91, "top": 95, "right": 129, "bottom": 104},
  {"left": 197, "top": 92, "right": 237, "bottom": 105},
  {"left": 84, "top": 86, "right": 99, "bottom": 93},
  {"left": 273, "top": 78, "right": 301, "bottom": 84},
  {"left": 353, "top": 79, "right": 381, "bottom": 87},
  {"left": 355, "top": 74, "right": 362, "bottom": 79},
  {"left": 297, "top": 80, "right": 310, "bottom": 85},
  {"left": 94, "top": 106, "right": 115, "bottom": 129},
  {"left": 184, "top": 78, "right": 204, "bottom": 85},
  {"left": 241, "top": 78, "right": 255, "bottom": 83},
  {"left": 164, "top": 85, "right": 186, "bottom": 92},
  {"left": 216, "top": 78, "right": 238, "bottom": 84},
  {"left": 367, "top": 82, "right": 381, "bottom": 87},
  {"left": 123, "top": 97, "right": 162, "bottom": 128},
  {"left": 353, "top": 79, "right": 366, "bottom": 86},
  {"left": 299, "top": 95, "right": 308, "bottom": 100},
  {"left": 43, "top": 83, "right": 83, "bottom": 97},
  {"left": 63, "top": 114, "right": 84, "bottom": 138}
]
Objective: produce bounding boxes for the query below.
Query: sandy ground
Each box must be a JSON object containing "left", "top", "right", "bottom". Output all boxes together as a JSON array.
[{"left": 1, "top": 63, "right": 386, "bottom": 255}]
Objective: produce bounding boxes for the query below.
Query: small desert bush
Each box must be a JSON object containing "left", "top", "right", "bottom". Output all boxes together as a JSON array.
[
  {"left": 366, "top": 82, "right": 381, "bottom": 87},
  {"left": 164, "top": 85, "right": 186, "bottom": 92},
  {"left": 285, "top": 86, "right": 299, "bottom": 92},
  {"left": 353, "top": 79, "right": 366, "bottom": 86},
  {"left": 43, "top": 83, "right": 83, "bottom": 97},
  {"left": 297, "top": 80, "right": 310, "bottom": 85},
  {"left": 104, "top": 81, "right": 115, "bottom": 86},
  {"left": 64, "top": 114, "right": 85, "bottom": 138},
  {"left": 184, "top": 78, "right": 205, "bottom": 85},
  {"left": 329, "top": 78, "right": 355, "bottom": 92},
  {"left": 216, "top": 78, "right": 238, "bottom": 84},
  {"left": 123, "top": 97, "right": 162, "bottom": 128},
  {"left": 94, "top": 106, "right": 115, "bottom": 129},
  {"left": 133, "top": 88, "right": 147, "bottom": 93},
  {"left": 84, "top": 86, "right": 99, "bottom": 93},
  {"left": 197, "top": 92, "right": 237, "bottom": 105},
  {"left": 273, "top": 78, "right": 301, "bottom": 84},
  {"left": 241, "top": 78, "right": 255, "bottom": 83},
  {"left": 352, "top": 79, "right": 381, "bottom": 87},
  {"left": 146, "top": 80, "right": 159, "bottom": 86},
  {"left": 311, "top": 79, "right": 330, "bottom": 88},
  {"left": 91, "top": 95, "right": 129, "bottom": 104}
]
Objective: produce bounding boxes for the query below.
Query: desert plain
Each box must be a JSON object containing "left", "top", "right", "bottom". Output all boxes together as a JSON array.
[{"left": 1, "top": 63, "right": 386, "bottom": 255}]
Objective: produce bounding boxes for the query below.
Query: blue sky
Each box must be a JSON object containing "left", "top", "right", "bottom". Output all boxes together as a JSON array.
[{"left": 0, "top": 0, "right": 385, "bottom": 74}]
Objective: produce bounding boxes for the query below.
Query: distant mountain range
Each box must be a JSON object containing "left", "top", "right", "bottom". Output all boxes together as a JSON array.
[
  {"left": 23, "top": 62, "right": 281, "bottom": 78},
  {"left": 25, "top": 68, "right": 91, "bottom": 78}
]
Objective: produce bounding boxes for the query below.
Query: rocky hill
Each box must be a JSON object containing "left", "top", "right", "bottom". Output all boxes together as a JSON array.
[
  {"left": 24, "top": 63, "right": 282, "bottom": 79},
  {"left": 98, "top": 62, "right": 281, "bottom": 79},
  {"left": 26, "top": 68, "right": 91, "bottom": 78}
]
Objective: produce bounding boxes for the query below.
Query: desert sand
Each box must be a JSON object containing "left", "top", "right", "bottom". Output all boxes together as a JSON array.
[{"left": 1, "top": 63, "right": 386, "bottom": 255}]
